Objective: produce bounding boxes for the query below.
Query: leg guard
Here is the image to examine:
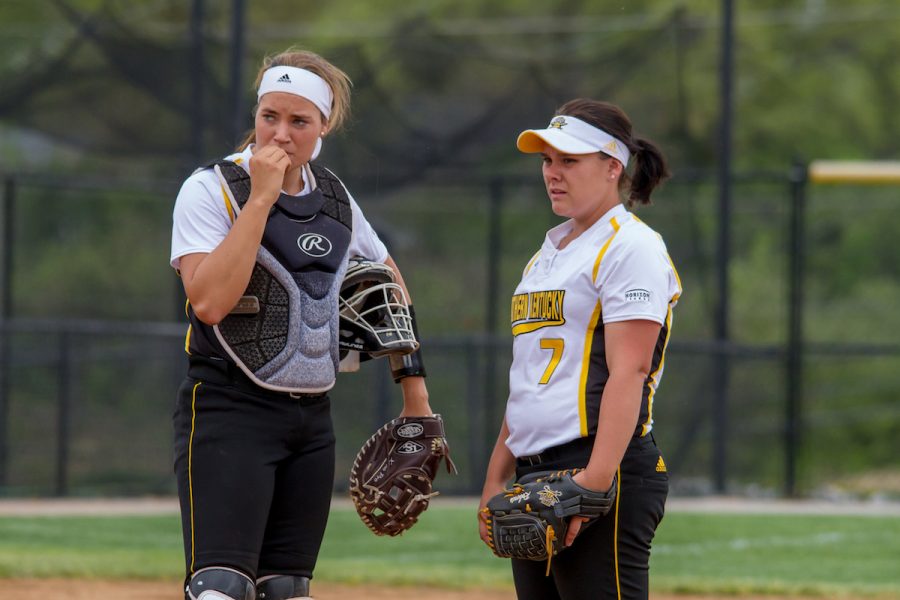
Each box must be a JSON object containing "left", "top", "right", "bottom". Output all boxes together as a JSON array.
[
  {"left": 256, "top": 575, "right": 312, "bottom": 599},
  {"left": 186, "top": 567, "right": 255, "bottom": 600}
]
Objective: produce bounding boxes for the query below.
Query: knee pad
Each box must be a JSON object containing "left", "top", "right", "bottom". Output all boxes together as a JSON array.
[
  {"left": 256, "top": 574, "right": 311, "bottom": 599},
  {"left": 186, "top": 566, "right": 255, "bottom": 600}
]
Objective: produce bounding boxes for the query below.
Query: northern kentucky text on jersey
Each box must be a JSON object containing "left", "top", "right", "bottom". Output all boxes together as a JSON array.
[{"left": 510, "top": 289, "right": 566, "bottom": 336}]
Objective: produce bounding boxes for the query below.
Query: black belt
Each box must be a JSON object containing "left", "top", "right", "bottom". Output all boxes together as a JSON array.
[
  {"left": 516, "top": 434, "right": 654, "bottom": 468},
  {"left": 516, "top": 436, "right": 595, "bottom": 468},
  {"left": 187, "top": 355, "right": 328, "bottom": 400}
]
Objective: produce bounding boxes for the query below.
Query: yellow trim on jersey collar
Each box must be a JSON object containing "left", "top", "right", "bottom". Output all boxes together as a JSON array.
[
  {"left": 545, "top": 204, "right": 627, "bottom": 250},
  {"left": 523, "top": 250, "right": 542, "bottom": 276}
]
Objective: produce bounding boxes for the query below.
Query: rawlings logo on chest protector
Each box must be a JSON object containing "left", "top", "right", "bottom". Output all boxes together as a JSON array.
[{"left": 297, "top": 233, "right": 332, "bottom": 257}]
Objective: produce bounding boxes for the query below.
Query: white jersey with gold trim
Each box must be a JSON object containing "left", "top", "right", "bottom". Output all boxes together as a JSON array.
[{"left": 504, "top": 204, "right": 681, "bottom": 458}]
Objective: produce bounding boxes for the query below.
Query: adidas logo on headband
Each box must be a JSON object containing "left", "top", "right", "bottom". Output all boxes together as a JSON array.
[{"left": 258, "top": 66, "right": 334, "bottom": 120}]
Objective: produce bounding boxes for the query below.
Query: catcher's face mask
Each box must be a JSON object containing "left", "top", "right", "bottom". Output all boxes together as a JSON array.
[{"left": 339, "top": 257, "right": 418, "bottom": 358}]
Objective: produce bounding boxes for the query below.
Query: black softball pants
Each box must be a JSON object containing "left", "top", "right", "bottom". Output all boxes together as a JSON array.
[
  {"left": 173, "top": 356, "right": 336, "bottom": 583},
  {"left": 511, "top": 434, "right": 669, "bottom": 600}
]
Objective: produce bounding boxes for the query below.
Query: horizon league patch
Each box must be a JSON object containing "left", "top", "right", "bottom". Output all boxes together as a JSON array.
[{"left": 624, "top": 288, "right": 651, "bottom": 303}]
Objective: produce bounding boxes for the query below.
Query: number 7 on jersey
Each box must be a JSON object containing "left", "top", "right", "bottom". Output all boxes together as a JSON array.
[{"left": 538, "top": 338, "right": 564, "bottom": 384}]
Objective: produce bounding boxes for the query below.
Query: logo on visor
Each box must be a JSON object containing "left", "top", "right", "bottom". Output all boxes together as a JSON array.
[
  {"left": 297, "top": 233, "right": 332, "bottom": 257},
  {"left": 603, "top": 140, "right": 619, "bottom": 154},
  {"left": 549, "top": 116, "right": 567, "bottom": 129},
  {"left": 276, "top": 73, "right": 292, "bottom": 83}
]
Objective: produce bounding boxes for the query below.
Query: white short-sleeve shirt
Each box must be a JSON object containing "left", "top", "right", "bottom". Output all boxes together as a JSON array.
[
  {"left": 504, "top": 204, "right": 682, "bottom": 457},
  {"left": 170, "top": 145, "right": 389, "bottom": 270}
]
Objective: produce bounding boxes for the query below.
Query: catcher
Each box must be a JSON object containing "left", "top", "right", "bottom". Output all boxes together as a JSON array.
[
  {"left": 170, "top": 46, "right": 439, "bottom": 600},
  {"left": 479, "top": 99, "right": 680, "bottom": 600}
]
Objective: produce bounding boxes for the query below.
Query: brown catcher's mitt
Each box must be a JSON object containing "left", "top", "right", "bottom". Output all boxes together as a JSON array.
[{"left": 349, "top": 414, "right": 457, "bottom": 536}]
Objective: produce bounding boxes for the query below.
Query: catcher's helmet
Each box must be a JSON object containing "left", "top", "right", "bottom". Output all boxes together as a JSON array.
[{"left": 339, "top": 257, "right": 418, "bottom": 358}]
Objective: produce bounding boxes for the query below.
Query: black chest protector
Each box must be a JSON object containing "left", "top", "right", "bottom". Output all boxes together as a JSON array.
[{"left": 187, "top": 161, "right": 353, "bottom": 393}]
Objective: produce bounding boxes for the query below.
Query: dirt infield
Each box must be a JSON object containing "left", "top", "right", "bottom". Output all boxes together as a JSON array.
[
  {"left": 2, "top": 495, "right": 900, "bottom": 517},
  {"left": 0, "top": 496, "right": 900, "bottom": 516},
  {"left": 3, "top": 580, "right": 513, "bottom": 599},
  {"left": 0, "top": 580, "right": 858, "bottom": 600}
]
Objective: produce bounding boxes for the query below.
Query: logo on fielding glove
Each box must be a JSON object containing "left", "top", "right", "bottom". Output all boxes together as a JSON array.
[
  {"left": 397, "top": 423, "right": 424, "bottom": 438},
  {"left": 397, "top": 441, "right": 424, "bottom": 454},
  {"left": 349, "top": 415, "right": 457, "bottom": 537},
  {"left": 483, "top": 470, "right": 617, "bottom": 574},
  {"left": 537, "top": 485, "right": 563, "bottom": 507},
  {"left": 509, "top": 490, "right": 531, "bottom": 504}
]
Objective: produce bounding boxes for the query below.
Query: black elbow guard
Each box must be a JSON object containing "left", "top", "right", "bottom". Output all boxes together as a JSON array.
[{"left": 389, "top": 305, "right": 427, "bottom": 382}]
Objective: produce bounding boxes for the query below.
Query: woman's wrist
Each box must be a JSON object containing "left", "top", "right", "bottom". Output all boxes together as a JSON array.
[
  {"left": 399, "top": 376, "right": 431, "bottom": 416},
  {"left": 575, "top": 467, "right": 616, "bottom": 492},
  {"left": 479, "top": 487, "right": 502, "bottom": 509},
  {"left": 245, "top": 192, "right": 278, "bottom": 212}
]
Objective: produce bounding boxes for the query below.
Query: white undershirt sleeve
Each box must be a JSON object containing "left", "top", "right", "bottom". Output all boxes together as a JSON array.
[
  {"left": 347, "top": 191, "right": 389, "bottom": 263},
  {"left": 170, "top": 172, "right": 232, "bottom": 270}
]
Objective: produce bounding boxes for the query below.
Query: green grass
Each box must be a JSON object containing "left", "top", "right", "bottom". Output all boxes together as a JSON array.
[
  {"left": 0, "top": 505, "right": 898, "bottom": 596},
  {"left": 0, "top": 515, "right": 181, "bottom": 579},
  {"left": 652, "top": 513, "right": 900, "bottom": 596}
]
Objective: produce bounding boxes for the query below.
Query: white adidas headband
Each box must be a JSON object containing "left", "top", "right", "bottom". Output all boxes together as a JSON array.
[
  {"left": 257, "top": 66, "right": 333, "bottom": 119},
  {"left": 516, "top": 115, "right": 631, "bottom": 167}
]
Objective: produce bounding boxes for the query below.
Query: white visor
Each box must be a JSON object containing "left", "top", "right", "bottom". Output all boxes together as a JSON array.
[
  {"left": 257, "top": 66, "right": 333, "bottom": 120},
  {"left": 517, "top": 115, "right": 631, "bottom": 167}
]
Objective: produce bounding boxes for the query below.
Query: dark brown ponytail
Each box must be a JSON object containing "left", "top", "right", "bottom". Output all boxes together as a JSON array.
[{"left": 628, "top": 137, "right": 670, "bottom": 205}]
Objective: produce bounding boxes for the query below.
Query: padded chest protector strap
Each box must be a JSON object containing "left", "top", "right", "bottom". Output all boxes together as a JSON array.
[{"left": 214, "top": 161, "right": 352, "bottom": 225}]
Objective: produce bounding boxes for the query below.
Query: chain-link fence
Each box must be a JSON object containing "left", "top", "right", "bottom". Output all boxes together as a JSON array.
[{"left": 2, "top": 170, "right": 897, "bottom": 498}]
